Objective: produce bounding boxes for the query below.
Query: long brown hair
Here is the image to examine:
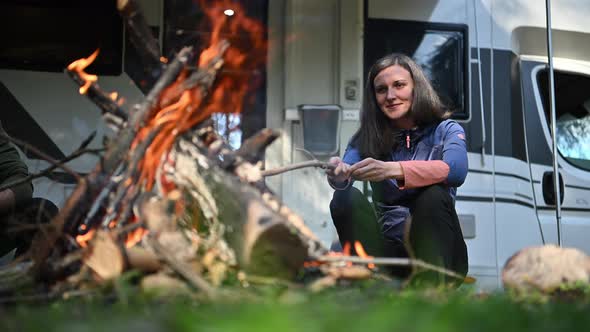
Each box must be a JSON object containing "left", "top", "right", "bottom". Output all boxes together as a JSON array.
[{"left": 352, "top": 53, "right": 451, "bottom": 158}]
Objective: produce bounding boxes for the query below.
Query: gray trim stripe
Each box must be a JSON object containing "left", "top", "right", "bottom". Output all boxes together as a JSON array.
[
  {"left": 531, "top": 180, "right": 590, "bottom": 192},
  {"left": 457, "top": 195, "right": 590, "bottom": 212},
  {"left": 470, "top": 168, "right": 590, "bottom": 191},
  {"left": 468, "top": 168, "right": 530, "bottom": 183},
  {"left": 457, "top": 195, "right": 534, "bottom": 209}
]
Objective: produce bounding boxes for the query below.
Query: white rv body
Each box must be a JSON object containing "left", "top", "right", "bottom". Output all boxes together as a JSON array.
[{"left": 1, "top": 0, "right": 589, "bottom": 290}]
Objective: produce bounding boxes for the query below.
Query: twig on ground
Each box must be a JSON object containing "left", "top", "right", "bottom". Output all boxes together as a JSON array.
[{"left": 261, "top": 161, "right": 335, "bottom": 177}]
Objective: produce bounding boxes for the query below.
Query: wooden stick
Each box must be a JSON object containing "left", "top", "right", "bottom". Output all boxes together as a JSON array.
[
  {"left": 315, "top": 255, "right": 466, "bottom": 281},
  {"left": 261, "top": 161, "right": 335, "bottom": 177},
  {"left": 66, "top": 69, "right": 128, "bottom": 122},
  {"left": 103, "top": 46, "right": 193, "bottom": 173}
]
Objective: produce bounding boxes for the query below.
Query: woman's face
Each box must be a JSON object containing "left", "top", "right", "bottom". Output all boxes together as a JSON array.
[{"left": 373, "top": 64, "right": 414, "bottom": 125}]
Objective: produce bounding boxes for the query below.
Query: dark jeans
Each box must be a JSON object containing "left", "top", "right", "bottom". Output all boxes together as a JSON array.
[
  {"left": 330, "top": 185, "right": 468, "bottom": 285},
  {"left": 0, "top": 198, "right": 59, "bottom": 257}
]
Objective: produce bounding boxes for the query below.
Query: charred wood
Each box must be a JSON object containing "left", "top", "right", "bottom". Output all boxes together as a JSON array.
[
  {"left": 103, "top": 46, "right": 193, "bottom": 173},
  {"left": 117, "top": 0, "right": 162, "bottom": 73},
  {"left": 66, "top": 69, "right": 128, "bottom": 125},
  {"left": 236, "top": 128, "right": 280, "bottom": 164}
]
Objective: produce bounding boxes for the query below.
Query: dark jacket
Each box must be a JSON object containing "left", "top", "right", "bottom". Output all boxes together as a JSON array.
[
  {"left": 0, "top": 121, "right": 33, "bottom": 206},
  {"left": 341, "top": 119, "right": 468, "bottom": 241}
]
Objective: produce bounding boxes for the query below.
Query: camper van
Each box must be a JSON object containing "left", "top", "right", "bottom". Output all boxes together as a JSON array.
[{"left": 1, "top": 0, "right": 589, "bottom": 289}]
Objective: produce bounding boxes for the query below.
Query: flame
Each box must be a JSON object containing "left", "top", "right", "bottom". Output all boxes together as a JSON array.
[
  {"left": 73, "top": 2, "right": 267, "bottom": 248},
  {"left": 76, "top": 229, "right": 96, "bottom": 248},
  {"left": 125, "top": 227, "right": 149, "bottom": 248},
  {"left": 132, "top": 0, "right": 267, "bottom": 192},
  {"left": 354, "top": 241, "right": 376, "bottom": 269},
  {"left": 67, "top": 49, "right": 100, "bottom": 95}
]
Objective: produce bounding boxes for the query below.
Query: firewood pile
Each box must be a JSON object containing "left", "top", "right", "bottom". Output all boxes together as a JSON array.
[{"left": 0, "top": 0, "right": 468, "bottom": 303}]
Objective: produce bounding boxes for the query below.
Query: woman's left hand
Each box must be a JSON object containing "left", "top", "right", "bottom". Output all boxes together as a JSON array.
[{"left": 349, "top": 158, "right": 403, "bottom": 182}]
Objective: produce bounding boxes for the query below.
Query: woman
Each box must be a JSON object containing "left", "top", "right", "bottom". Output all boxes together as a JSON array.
[{"left": 326, "top": 53, "right": 468, "bottom": 284}]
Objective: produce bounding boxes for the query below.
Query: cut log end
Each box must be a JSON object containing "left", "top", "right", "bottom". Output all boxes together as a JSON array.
[{"left": 246, "top": 224, "right": 309, "bottom": 279}]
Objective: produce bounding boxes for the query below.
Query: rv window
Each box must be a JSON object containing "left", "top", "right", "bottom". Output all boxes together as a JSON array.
[
  {"left": 538, "top": 70, "right": 590, "bottom": 172},
  {"left": 365, "top": 19, "right": 469, "bottom": 120}
]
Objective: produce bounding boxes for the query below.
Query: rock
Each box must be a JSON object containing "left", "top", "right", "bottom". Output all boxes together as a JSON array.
[{"left": 502, "top": 244, "right": 590, "bottom": 292}]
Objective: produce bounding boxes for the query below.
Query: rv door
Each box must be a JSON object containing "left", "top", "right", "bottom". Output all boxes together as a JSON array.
[{"left": 521, "top": 56, "right": 590, "bottom": 254}]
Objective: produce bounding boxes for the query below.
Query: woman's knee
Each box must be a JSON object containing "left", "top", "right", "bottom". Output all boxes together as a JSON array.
[
  {"left": 412, "top": 185, "right": 453, "bottom": 211},
  {"left": 329, "top": 187, "right": 365, "bottom": 216}
]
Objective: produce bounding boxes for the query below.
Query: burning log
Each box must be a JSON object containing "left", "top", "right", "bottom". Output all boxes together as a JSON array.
[{"left": 66, "top": 50, "right": 128, "bottom": 129}]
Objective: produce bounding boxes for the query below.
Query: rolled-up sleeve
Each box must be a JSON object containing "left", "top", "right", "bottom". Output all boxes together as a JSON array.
[{"left": 440, "top": 121, "right": 468, "bottom": 187}]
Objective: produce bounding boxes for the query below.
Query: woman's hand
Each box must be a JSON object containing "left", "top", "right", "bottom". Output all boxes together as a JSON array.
[
  {"left": 349, "top": 158, "right": 403, "bottom": 182},
  {"left": 326, "top": 156, "right": 352, "bottom": 184}
]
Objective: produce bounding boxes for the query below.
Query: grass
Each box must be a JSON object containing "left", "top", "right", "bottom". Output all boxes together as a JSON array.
[{"left": 1, "top": 280, "right": 590, "bottom": 332}]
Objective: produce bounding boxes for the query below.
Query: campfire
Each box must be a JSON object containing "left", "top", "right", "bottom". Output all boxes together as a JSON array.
[{"left": 0, "top": 0, "right": 467, "bottom": 301}]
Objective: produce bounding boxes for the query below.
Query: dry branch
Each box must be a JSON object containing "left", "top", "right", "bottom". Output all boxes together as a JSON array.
[
  {"left": 261, "top": 160, "right": 335, "bottom": 177},
  {"left": 102, "top": 46, "right": 193, "bottom": 173},
  {"left": 66, "top": 69, "right": 128, "bottom": 124}
]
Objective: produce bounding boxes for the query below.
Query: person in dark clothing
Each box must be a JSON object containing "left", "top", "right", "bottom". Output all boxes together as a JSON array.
[
  {"left": 0, "top": 120, "right": 58, "bottom": 258},
  {"left": 326, "top": 53, "right": 468, "bottom": 285}
]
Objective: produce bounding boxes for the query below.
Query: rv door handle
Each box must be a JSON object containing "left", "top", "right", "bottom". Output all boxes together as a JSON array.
[{"left": 542, "top": 171, "right": 565, "bottom": 205}]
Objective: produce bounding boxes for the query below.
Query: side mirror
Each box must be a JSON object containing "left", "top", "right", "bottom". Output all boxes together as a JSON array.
[{"left": 542, "top": 171, "right": 565, "bottom": 205}]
